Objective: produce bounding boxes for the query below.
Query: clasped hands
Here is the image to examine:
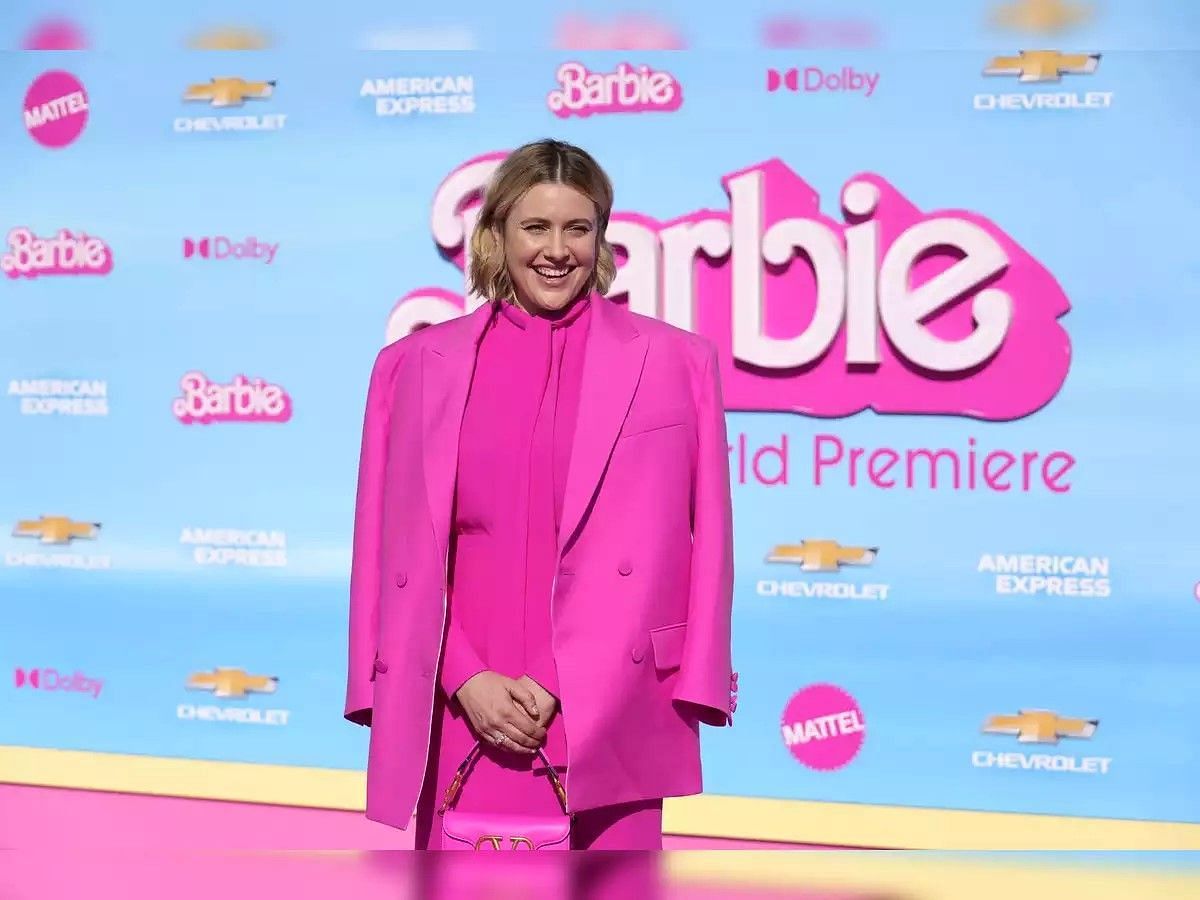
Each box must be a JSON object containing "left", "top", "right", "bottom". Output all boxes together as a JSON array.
[{"left": 454, "top": 672, "right": 557, "bottom": 754}]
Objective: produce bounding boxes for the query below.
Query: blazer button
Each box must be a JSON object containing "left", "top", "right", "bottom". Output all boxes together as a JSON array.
[
  {"left": 395, "top": 571, "right": 407, "bottom": 588},
  {"left": 374, "top": 658, "right": 388, "bottom": 674},
  {"left": 630, "top": 646, "right": 646, "bottom": 663},
  {"left": 617, "top": 560, "right": 633, "bottom": 576}
]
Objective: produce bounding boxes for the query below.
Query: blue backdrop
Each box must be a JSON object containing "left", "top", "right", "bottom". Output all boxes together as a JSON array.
[{"left": 3, "top": 0, "right": 1198, "bottom": 832}]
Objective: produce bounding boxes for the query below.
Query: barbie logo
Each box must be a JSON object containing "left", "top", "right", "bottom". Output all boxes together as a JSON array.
[
  {"left": 553, "top": 14, "right": 687, "bottom": 50},
  {"left": 547, "top": 62, "right": 683, "bottom": 118},
  {"left": 2, "top": 227, "right": 112, "bottom": 278},
  {"left": 761, "top": 15, "right": 880, "bottom": 49},
  {"left": 391, "top": 153, "right": 1071, "bottom": 421},
  {"left": 172, "top": 371, "right": 292, "bottom": 424}
]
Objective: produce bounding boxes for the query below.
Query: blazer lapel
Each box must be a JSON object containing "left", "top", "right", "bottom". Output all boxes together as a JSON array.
[
  {"left": 559, "top": 296, "right": 648, "bottom": 553},
  {"left": 421, "top": 302, "right": 495, "bottom": 568}
]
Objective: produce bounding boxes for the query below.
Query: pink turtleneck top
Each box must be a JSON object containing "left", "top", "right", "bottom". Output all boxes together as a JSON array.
[{"left": 433, "top": 294, "right": 591, "bottom": 793}]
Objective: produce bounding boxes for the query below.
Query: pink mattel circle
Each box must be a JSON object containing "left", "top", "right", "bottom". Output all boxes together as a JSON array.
[
  {"left": 780, "top": 683, "right": 866, "bottom": 771},
  {"left": 24, "top": 70, "right": 89, "bottom": 148}
]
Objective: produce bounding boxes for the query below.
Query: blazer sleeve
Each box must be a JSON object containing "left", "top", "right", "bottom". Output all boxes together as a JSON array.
[
  {"left": 439, "top": 617, "right": 488, "bottom": 700},
  {"left": 672, "top": 341, "right": 735, "bottom": 727},
  {"left": 344, "top": 347, "right": 395, "bottom": 727}
]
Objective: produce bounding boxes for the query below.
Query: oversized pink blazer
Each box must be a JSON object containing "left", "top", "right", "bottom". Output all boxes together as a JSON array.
[{"left": 344, "top": 294, "right": 734, "bottom": 830}]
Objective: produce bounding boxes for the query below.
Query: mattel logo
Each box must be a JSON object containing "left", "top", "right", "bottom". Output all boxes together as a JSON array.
[
  {"left": 183, "top": 236, "right": 277, "bottom": 264},
  {"left": 24, "top": 70, "right": 89, "bottom": 148},
  {"left": 767, "top": 66, "right": 879, "bottom": 97},
  {"left": 14, "top": 666, "right": 104, "bottom": 698}
]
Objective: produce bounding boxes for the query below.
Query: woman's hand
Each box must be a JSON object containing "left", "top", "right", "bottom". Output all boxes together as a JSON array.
[
  {"left": 516, "top": 675, "right": 558, "bottom": 729},
  {"left": 455, "top": 671, "right": 546, "bottom": 753}
]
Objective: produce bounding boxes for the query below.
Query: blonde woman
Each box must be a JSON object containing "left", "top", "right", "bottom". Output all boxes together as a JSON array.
[{"left": 345, "top": 139, "right": 735, "bottom": 849}]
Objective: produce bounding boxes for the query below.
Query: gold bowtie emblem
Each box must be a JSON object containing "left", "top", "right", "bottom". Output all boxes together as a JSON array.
[
  {"left": 766, "top": 540, "right": 877, "bottom": 573},
  {"left": 983, "top": 709, "right": 1098, "bottom": 743},
  {"left": 183, "top": 77, "right": 275, "bottom": 107},
  {"left": 186, "top": 667, "right": 278, "bottom": 698},
  {"left": 984, "top": 50, "right": 1100, "bottom": 82},
  {"left": 12, "top": 516, "right": 100, "bottom": 544}
]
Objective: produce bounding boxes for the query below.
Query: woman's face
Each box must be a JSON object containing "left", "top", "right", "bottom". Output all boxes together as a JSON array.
[{"left": 500, "top": 182, "right": 597, "bottom": 315}]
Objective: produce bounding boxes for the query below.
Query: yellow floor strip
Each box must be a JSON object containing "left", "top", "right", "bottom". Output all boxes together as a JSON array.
[
  {"left": 665, "top": 793, "right": 1200, "bottom": 849},
  {"left": 0, "top": 745, "right": 365, "bottom": 811},
  {"left": 4, "top": 745, "right": 1199, "bottom": 849},
  {"left": 666, "top": 852, "right": 1200, "bottom": 900}
]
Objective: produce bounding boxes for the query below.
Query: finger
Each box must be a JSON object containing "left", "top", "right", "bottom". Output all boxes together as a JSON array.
[
  {"left": 487, "top": 720, "right": 531, "bottom": 752},
  {"left": 498, "top": 710, "right": 543, "bottom": 745},
  {"left": 502, "top": 698, "right": 540, "bottom": 729},
  {"left": 503, "top": 709, "right": 546, "bottom": 744},
  {"left": 477, "top": 719, "right": 506, "bottom": 745},
  {"left": 482, "top": 710, "right": 538, "bottom": 744},
  {"left": 507, "top": 683, "right": 539, "bottom": 720},
  {"left": 499, "top": 721, "right": 539, "bottom": 751},
  {"left": 509, "top": 696, "right": 543, "bottom": 729}
]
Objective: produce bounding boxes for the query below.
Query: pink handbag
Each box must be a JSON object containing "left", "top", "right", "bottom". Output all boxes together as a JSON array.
[{"left": 438, "top": 740, "right": 572, "bottom": 850}]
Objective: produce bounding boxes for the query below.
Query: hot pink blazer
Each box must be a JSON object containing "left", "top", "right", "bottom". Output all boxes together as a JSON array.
[{"left": 344, "top": 295, "right": 735, "bottom": 830}]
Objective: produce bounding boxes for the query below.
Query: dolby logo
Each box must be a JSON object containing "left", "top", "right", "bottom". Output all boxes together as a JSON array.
[
  {"left": 766, "top": 66, "right": 879, "bottom": 97},
  {"left": 14, "top": 666, "right": 104, "bottom": 698},
  {"left": 182, "top": 235, "right": 278, "bottom": 264}
]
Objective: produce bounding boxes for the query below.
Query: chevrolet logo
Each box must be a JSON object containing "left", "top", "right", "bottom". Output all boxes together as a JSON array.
[
  {"left": 766, "top": 540, "right": 877, "bottom": 573},
  {"left": 183, "top": 77, "right": 276, "bottom": 108},
  {"left": 991, "top": 0, "right": 1094, "bottom": 34},
  {"left": 187, "top": 667, "right": 278, "bottom": 698},
  {"left": 13, "top": 516, "right": 100, "bottom": 544},
  {"left": 187, "top": 28, "right": 272, "bottom": 51},
  {"left": 983, "top": 709, "right": 1098, "bottom": 743},
  {"left": 984, "top": 50, "right": 1100, "bottom": 82}
]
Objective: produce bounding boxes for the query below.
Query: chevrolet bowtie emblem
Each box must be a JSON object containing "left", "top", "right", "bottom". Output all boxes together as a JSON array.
[
  {"left": 984, "top": 50, "right": 1100, "bottom": 82},
  {"left": 983, "top": 709, "right": 1098, "bottom": 743},
  {"left": 766, "top": 540, "right": 877, "bottom": 573},
  {"left": 183, "top": 77, "right": 276, "bottom": 107},
  {"left": 187, "top": 667, "right": 278, "bottom": 698},
  {"left": 12, "top": 516, "right": 100, "bottom": 544},
  {"left": 990, "top": 0, "right": 1094, "bottom": 34},
  {"left": 187, "top": 28, "right": 272, "bottom": 51}
]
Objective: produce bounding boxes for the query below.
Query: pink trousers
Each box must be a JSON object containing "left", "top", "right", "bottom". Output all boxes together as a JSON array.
[{"left": 569, "top": 799, "right": 664, "bottom": 850}]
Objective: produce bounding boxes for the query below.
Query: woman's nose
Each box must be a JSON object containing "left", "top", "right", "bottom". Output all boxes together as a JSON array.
[{"left": 545, "top": 229, "right": 568, "bottom": 260}]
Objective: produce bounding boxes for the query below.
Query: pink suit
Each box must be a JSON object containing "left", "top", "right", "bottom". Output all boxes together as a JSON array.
[{"left": 344, "top": 293, "right": 735, "bottom": 844}]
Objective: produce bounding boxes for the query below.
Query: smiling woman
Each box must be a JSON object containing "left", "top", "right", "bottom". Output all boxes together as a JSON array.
[
  {"left": 345, "top": 138, "right": 735, "bottom": 851},
  {"left": 503, "top": 185, "right": 597, "bottom": 310},
  {"left": 467, "top": 140, "right": 617, "bottom": 315}
]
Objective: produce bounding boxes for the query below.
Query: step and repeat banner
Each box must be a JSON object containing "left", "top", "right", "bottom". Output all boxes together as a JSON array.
[{"left": 3, "top": 2, "right": 1199, "bottom": 839}]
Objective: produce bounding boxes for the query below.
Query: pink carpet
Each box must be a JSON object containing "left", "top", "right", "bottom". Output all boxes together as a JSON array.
[{"left": 0, "top": 783, "right": 809, "bottom": 850}]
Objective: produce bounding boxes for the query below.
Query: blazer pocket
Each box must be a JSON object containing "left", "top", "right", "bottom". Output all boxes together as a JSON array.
[
  {"left": 620, "top": 403, "right": 691, "bottom": 440},
  {"left": 649, "top": 622, "right": 687, "bottom": 673}
]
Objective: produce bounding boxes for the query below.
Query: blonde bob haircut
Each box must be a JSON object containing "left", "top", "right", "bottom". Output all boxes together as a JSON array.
[{"left": 468, "top": 139, "right": 616, "bottom": 303}]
